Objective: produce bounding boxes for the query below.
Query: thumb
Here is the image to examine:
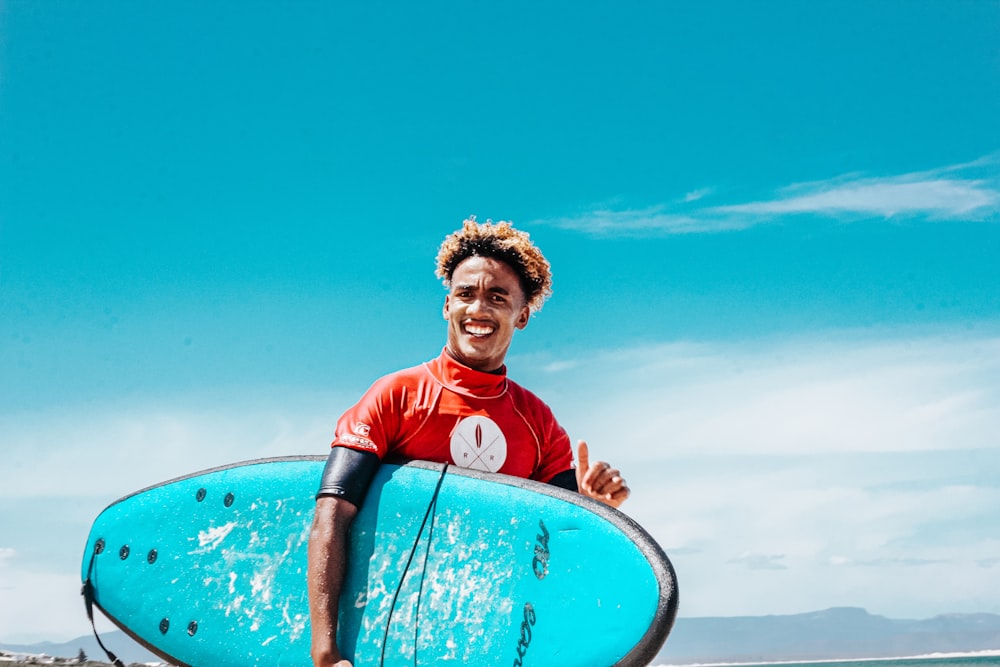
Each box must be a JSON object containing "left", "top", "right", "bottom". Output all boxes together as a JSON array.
[{"left": 576, "top": 440, "right": 590, "bottom": 487}]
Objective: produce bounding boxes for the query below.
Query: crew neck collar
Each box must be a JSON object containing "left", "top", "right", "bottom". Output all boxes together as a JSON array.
[{"left": 428, "top": 348, "right": 508, "bottom": 398}]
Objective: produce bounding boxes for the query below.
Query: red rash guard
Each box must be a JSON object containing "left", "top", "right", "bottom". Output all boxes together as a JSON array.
[{"left": 332, "top": 349, "right": 574, "bottom": 483}]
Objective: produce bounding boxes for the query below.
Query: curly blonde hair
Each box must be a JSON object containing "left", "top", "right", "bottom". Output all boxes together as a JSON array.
[{"left": 435, "top": 217, "right": 553, "bottom": 312}]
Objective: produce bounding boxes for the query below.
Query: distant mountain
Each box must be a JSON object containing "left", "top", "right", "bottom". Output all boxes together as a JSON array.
[
  {"left": 656, "top": 607, "right": 1000, "bottom": 664},
  {"left": 0, "top": 631, "right": 162, "bottom": 665},
  {"left": 4, "top": 608, "right": 1000, "bottom": 665}
]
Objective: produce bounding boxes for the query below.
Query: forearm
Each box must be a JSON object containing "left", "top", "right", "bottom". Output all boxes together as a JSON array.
[{"left": 308, "top": 497, "right": 358, "bottom": 667}]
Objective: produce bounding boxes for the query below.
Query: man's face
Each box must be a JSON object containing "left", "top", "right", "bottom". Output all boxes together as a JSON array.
[{"left": 443, "top": 255, "right": 530, "bottom": 372}]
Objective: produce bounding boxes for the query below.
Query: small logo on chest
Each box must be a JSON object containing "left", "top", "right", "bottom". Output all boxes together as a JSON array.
[{"left": 450, "top": 415, "right": 508, "bottom": 473}]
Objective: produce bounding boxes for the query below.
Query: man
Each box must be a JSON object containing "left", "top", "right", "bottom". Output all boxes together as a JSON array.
[{"left": 307, "top": 218, "right": 629, "bottom": 667}]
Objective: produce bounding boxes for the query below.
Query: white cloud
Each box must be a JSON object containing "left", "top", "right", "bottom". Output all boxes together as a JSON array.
[
  {"left": 683, "top": 188, "right": 713, "bottom": 203},
  {"left": 620, "top": 457, "right": 1000, "bottom": 617},
  {"left": 715, "top": 177, "right": 997, "bottom": 219},
  {"left": 0, "top": 390, "right": 346, "bottom": 502},
  {"left": 515, "top": 326, "right": 1000, "bottom": 617},
  {"left": 529, "top": 329, "right": 1000, "bottom": 459},
  {"left": 0, "top": 569, "right": 95, "bottom": 644},
  {"left": 541, "top": 206, "right": 739, "bottom": 235},
  {"left": 540, "top": 154, "right": 1000, "bottom": 235},
  {"left": 729, "top": 553, "right": 789, "bottom": 570}
]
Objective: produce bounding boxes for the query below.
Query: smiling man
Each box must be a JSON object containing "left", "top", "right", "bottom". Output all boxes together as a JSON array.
[{"left": 307, "top": 218, "right": 629, "bottom": 667}]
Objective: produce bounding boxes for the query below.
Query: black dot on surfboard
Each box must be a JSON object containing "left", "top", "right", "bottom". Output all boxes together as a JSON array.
[
  {"left": 159, "top": 618, "right": 170, "bottom": 635},
  {"left": 94, "top": 539, "right": 105, "bottom": 555},
  {"left": 196, "top": 488, "right": 207, "bottom": 502},
  {"left": 119, "top": 545, "right": 130, "bottom": 560},
  {"left": 147, "top": 549, "right": 158, "bottom": 564},
  {"left": 224, "top": 492, "right": 234, "bottom": 507},
  {"left": 187, "top": 621, "right": 198, "bottom": 636}
]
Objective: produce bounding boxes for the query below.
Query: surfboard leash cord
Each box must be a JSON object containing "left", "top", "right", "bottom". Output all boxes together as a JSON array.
[
  {"left": 82, "top": 546, "right": 128, "bottom": 667},
  {"left": 379, "top": 461, "right": 449, "bottom": 666},
  {"left": 410, "top": 464, "right": 446, "bottom": 667}
]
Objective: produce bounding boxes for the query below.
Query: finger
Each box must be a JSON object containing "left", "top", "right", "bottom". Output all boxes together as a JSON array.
[
  {"left": 589, "top": 469, "right": 626, "bottom": 496},
  {"left": 580, "top": 462, "right": 607, "bottom": 493},
  {"left": 576, "top": 440, "right": 590, "bottom": 474},
  {"left": 586, "top": 461, "right": 624, "bottom": 494},
  {"left": 576, "top": 440, "right": 590, "bottom": 487},
  {"left": 583, "top": 463, "right": 618, "bottom": 492},
  {"left": 607, "top": 476, "right": 628, "bottom": 496},
  {"left": 605, "top": 485, "right": 631, "bottom": 508}
]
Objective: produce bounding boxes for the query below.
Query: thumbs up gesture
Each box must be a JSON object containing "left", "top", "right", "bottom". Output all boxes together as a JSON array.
[{"left": 574, "top": 441, "right": 630, "bottom": 508}]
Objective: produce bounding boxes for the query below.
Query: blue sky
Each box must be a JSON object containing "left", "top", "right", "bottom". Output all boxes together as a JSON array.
[{"left": 2, "top": 0, "right": 999, "bottom": 644}]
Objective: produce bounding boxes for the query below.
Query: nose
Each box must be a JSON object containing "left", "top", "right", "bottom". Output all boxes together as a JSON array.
[{"left": 466, "top": 297, "right": 485, "bottom": 315}]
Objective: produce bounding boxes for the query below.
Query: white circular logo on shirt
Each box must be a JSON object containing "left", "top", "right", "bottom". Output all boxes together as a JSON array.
[{"left": 450, "top": 415, "right": 507, "bottom": 473}]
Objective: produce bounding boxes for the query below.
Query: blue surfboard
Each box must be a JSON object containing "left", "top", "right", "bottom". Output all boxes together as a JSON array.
[{"left": 81, "top": 457, "right": 678, "bottom": 666}]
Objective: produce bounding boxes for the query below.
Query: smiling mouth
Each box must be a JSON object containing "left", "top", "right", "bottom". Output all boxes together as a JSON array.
[{"left": 464, "top": 322, "right": 496, "bottom": 338}]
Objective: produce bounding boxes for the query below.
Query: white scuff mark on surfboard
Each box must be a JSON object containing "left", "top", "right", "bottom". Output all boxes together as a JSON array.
[
  {"left": 281, "top": 600, "right": 307, "bottom": 641},
  {"left": 191, "top": 497, "right": 316, "bottom": 639},
  {"left": 225, "top": 594, "right": 245, "bottom": 617},
  {"left": 250, "top": 569, "right": 274, "bottom": 605},
  {"left": 261, "top": 635, "right": 276, "bottom": 646},
  {"left": 192, "top": 521, "right": 237, "bottom": 553},
  {"left": 385, "top": 507, "right": 514, "bottom": 660},
  {"left": 241, "top": 602, "right": 261, "bottom": 632},
  {"left": 445, "top": 521, "right": 461, "bottom": 544},
  {"left": 357, "top": 539, "right": 408, "bottom": 637}
]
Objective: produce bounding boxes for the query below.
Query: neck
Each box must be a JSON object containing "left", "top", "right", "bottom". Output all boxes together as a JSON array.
[{"left": 444, "top": 346, "right": 505, "bottom": 374}]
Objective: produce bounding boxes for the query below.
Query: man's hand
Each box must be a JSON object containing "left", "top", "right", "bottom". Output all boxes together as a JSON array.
[
  {"left": 575, "top": 440, "right": 630, "bottom": 508},
  {"left": 312, "top": 655, "right": 352, "bottom": 667},
  {"left": 310, "top": 640, "right": 353, "bottom": 667}
]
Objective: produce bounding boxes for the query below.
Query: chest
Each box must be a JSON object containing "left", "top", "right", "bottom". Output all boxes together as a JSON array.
[{"left": 393, "top": 390, "right": 541, "bottom": 477}]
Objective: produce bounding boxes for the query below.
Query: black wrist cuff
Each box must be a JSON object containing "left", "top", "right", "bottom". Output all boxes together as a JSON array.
[{"left": 548, "top": 469, "right": 579, "bottom": 492}]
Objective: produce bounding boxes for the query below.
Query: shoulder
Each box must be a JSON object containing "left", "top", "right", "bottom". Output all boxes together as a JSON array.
[
  {"left": 369, "top": 361, "right": 429, "bottom": 388},
  {"left": 506, "top": 378, "right": 556, "bottom": 416},
  {"left": 506, "top": 377, "right": 571, "bottom": 455},
  {"left": 360, "top": 361, "right": 435, "bottom": 402}
]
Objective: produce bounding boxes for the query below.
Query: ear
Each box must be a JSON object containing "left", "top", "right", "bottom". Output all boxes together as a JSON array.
[
  {"left": 443, "top": 294, "right": 451, "bottom": 320},
  {"left": 514, "top": 304, "right": 530, "bottom": 330}
]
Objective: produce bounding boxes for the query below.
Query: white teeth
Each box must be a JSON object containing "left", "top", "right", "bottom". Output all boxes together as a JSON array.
[{"left": 466, "top": 324, "right": 495, "bottom": 336}]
